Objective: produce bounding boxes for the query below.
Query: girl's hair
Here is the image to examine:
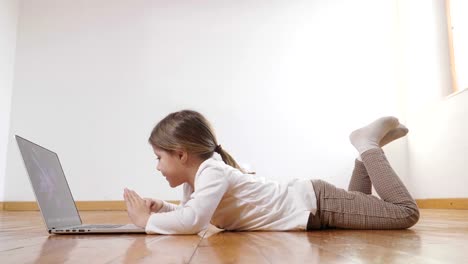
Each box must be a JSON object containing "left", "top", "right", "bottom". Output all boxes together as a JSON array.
[{"left": 148, "top": 110, "right": 253, "bottom": 174}]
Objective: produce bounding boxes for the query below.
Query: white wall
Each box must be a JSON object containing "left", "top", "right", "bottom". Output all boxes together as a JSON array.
[
  {"left": 4, "top": 0, "right": 405, "bottom": 201},
  {"left": 407, "top": 90, "right": 468, "bottom": 198},
  {"left": 397, "top": 0, "right": 468, "bottom": 199},
  {"left": 0, "top": 0, "right": 19, "bottom": 201}
]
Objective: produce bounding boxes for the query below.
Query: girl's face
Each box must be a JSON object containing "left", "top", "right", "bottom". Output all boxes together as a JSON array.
[{"left": 153, "top": 147, "right": 186, "bottom": 188}]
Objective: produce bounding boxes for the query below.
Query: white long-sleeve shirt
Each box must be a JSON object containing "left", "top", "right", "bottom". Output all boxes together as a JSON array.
[{"left": 145, "top": 157, "right": 317, "bottom": 234}]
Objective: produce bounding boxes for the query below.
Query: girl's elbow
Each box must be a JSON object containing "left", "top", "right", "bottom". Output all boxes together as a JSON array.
[
  {"left": 182, "top": 221, "right": 208, "bottom": 234},
  {"left": 189, "top": 224, "right": 207, "bottom": 234}
]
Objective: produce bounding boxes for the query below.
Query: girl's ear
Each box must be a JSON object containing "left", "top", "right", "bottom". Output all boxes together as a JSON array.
[{"left": 176, "top": 149, "right": 188, "bottom": 164}]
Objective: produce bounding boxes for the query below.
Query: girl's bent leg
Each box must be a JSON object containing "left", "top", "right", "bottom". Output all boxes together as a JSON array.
[
  {"left": 361, "top": 148, "right": 417, "bottom": 211},
  {"left": 347, "top": 122, "right": 409, "bottom": 195},
  {"left": 347, "top": 159, "right": 372, "bottom": 195},
  {"left": 309, "top": 149, "right": 419, "bottom": 230}
]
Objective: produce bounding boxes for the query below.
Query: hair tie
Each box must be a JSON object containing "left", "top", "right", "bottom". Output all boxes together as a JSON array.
[{"left": 214, "top": 144, "right": 222, "bottom": 153}]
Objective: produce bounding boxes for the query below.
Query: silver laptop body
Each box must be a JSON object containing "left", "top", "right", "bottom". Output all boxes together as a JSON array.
[{"left": 15, "top": 135, "right": 145, "bottom": 234}]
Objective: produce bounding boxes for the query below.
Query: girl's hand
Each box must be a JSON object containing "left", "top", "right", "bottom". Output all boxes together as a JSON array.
[
  {"left": 144, "top": 198, "right": 163, "bottom": 213},
  {"left": 123, "top": 188, "right": 151, "bottom": 228}
]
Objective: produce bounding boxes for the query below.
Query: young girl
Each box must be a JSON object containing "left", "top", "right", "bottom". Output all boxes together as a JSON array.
[{"left": 123, "top": 110, "right": 419, "bottom": 234}]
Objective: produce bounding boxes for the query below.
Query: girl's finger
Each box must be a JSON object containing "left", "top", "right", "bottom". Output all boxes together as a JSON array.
[
  {"left": 130, "top": 189, "right": 141, "bottom": 199},
  {"left": 129, "top": 190, "right": 141, "bottom": 203},
  {"left": 124, "top": 193, "right": 132, "bottom": 207},
  {"left": 128, "top": 189, "right": 138, "bottom": 204},
  {"left": 124, "top": 188, "right": 131, "bottom": 203},
  {"left": 145, "top": 199, "right": 152, "bottom": 208}
]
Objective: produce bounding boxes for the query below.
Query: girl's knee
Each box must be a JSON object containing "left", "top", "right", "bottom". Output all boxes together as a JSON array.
[{"left": 402, "top": 207, "right": 420, "bottom": 228}]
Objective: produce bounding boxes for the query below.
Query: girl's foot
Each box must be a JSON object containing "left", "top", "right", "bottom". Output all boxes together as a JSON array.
[
  {"left": 380, "top": 124, "right": 409, "bottom": 147},
  {"left": 350, "top": 116, "right": 399, "bottom": 154}
]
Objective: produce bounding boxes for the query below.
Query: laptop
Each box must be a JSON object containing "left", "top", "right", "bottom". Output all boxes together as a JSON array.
[{"left": 15, "top": 135, "right": 145, "bottom": 234}]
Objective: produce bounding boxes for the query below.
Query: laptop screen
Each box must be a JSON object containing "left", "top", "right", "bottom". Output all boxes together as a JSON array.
[{"left": 16, "top": 135, "right": 81, "bottom": 229}]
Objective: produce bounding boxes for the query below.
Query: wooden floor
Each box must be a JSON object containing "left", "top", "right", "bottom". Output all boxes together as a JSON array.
[{"left": 1, "top": 210, "right": 468, "bottom": 263}]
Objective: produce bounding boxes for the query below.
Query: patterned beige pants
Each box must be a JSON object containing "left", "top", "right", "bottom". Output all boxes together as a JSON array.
[{"left": 307, "top": 148, "right": 420, "bottom": 230}]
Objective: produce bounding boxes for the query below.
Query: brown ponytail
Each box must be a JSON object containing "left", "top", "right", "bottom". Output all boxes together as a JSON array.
[
  {"left": 148, "top": 110, "right": 254, "bottom": 174},
  {"left": 214, "top": 145, "right": 255, "bottom": 174}
]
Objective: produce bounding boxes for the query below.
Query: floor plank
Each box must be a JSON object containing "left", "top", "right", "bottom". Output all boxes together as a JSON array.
[
  {"left": 191, "top": 231, "right": 355, "bottom": 263},
  {"left": 0, "top": 211, "right": 202, "bottom": 264},
  {"left": 0, "top": 209, "right": 467, "bottom": 263}
]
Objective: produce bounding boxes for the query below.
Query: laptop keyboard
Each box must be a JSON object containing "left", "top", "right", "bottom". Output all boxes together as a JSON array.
[{"left": 72, "top": 224, "right": 125, "bottom": 229}]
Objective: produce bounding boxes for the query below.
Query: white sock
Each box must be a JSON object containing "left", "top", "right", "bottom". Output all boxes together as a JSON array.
[
  {"left": 379, "top": 124, "right": 409, "bottom": 147},
  {"left": 349, "top": 116, "right": 399, "bottom": 155}
]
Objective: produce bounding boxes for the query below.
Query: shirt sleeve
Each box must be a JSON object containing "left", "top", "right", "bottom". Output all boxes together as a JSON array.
[
  {"left": 156, "top": 200, "right": 180, "bottom": 213},
  {"left": 145, "top": 165, "right": 228, "bottom": 234},
  {"left": 156, "top": 183, "right": 191, "bottom": 213}
]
